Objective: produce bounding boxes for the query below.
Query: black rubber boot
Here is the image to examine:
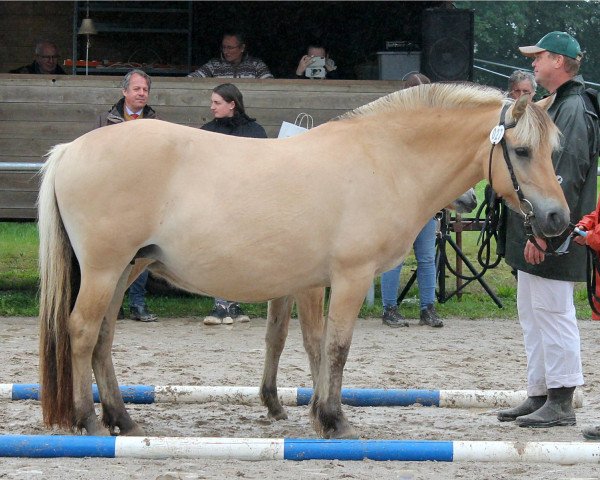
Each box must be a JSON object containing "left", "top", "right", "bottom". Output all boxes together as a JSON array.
[
  {"left": 582, "top": 425, "right": 600, "bottom": 440},
  {"left": 497, "top": 395, "right": 546, "bottom": 422},
  {"left": 515, "top": 387, "right": 576, "bottom": 428}
]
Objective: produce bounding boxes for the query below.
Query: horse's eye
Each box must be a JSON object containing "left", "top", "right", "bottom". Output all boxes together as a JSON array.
[{"left": 515, "top": 147, "right": 530, "bottom": 157}]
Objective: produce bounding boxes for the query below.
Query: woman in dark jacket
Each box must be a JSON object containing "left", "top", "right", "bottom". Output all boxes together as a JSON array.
[
  {"left": 201, "top": 83, "right": 267, "bottom": 138},
  {"left": 201, "top": 83, "right": 267, "bottom": 326}
]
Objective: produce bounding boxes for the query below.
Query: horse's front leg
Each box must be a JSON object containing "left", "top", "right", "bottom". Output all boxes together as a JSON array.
[
  {"left": 310, "top": 274, "right": 370, "bottom": 439},
  {"left": 260, "top": 295, "right": 294, "bottom": 420},
  {"left": 295, "top": 287, "right": 326, "bottom": 387},
  {"left": 93, "top": 265, "right": 145, "bottom": 436}
]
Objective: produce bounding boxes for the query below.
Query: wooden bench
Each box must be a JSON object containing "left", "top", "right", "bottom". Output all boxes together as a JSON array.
[{"left": 0, "top": 74, "right": 404, "bottom": 220}]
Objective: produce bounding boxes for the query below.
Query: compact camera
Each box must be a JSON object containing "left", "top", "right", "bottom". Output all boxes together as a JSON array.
[{"left": 305, "top": 56, "right": 327, "bottom": 79}]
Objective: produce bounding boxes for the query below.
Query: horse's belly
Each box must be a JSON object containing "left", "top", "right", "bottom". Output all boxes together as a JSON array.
[{"left": 156, "top": 248, "right": 329, "bottom": 302}]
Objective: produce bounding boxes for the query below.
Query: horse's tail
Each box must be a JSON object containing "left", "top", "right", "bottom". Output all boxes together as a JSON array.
[{"left": 38, "top": 143, "right": 77, "bottom": 430}]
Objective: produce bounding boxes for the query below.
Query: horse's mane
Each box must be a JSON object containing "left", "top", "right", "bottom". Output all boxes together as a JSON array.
[
  {"left": 339, "top": 82, "right": 503, "bottom": 119},
  {"left": 338, "top": 82, "right": 559, "bottom": 151}
]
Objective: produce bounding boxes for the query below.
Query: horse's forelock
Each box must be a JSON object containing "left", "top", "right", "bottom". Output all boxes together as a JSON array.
[
  {"left": 510, "top": 101, "right": 561, "bottom": 152},
  {"left": 339, "top": 83, "right": 504, "bottom": 120}
]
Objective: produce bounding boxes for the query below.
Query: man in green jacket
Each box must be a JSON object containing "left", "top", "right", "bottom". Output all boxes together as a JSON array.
[{"left": 497, "top": 32, "right": 599, "bottom": 428}]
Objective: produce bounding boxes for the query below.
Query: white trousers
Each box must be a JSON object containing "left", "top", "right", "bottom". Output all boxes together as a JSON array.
[{"left": 517, "top": 271, "right": 584, "bottom": 396}]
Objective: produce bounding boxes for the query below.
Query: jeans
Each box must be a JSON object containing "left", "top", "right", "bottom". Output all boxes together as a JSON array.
[
  {"left": 129, "top": 269, "right": 149, "bottom": 307},
  {"left": 381, "top": 218, "right": 437, "bottom": 310}
]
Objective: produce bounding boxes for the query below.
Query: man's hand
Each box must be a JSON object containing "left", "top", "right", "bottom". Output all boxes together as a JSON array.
[{"left": 524, "top": 237, "right": 547, "bottom": 264}]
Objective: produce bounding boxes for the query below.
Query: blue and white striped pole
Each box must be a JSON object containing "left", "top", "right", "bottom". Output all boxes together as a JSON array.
[
  {"left": 2, "top": 384, "right": 582, "bottom": 409},
  {"left": 0, "top": 435, "right": 599, "bottom": 462}
]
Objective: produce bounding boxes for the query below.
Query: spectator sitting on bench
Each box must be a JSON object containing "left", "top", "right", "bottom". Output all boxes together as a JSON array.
[{"left": 10, "top": 40, "right": 66, "bottom": 75}]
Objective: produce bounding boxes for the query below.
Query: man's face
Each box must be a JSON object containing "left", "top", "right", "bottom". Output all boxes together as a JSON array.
[
  {"left": 36, "top": 44, "right": 59, "bottom": 74},
  {"left": 122, "top": 73, "right": 149, "bottom": 112},
  {"left": 509, "top": 80, "right": 534, "bottom": 101},
  {"left": 531, "top": 51, "right": 558, "bottom": 89},
  {"left": 221, "top": 35, "right": 244, "bottom": 64}
]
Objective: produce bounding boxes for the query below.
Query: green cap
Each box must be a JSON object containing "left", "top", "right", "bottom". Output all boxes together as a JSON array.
[{"left": 519, "top": 31, "right": 582, "bottom": 60}]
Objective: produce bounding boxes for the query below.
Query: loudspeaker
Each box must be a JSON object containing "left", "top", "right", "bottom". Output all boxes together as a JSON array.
[{"left": 420, "top": 8, "right": 474, "bottom": 82}]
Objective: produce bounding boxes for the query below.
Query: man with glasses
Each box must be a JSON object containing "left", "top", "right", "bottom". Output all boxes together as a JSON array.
[
  {"left": 507, "top": 70, "right": 537, "bottom": 100},
  {"left": 188, "top": 32, "right": 273, "bottom": 79},
  {"left": 10, "top": 40, "right": 66, "bottom": 75}
]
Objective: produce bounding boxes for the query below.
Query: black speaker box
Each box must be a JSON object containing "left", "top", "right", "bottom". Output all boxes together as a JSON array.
[{"left": 420, "top": 9, "right": 474, "bottom": 82}]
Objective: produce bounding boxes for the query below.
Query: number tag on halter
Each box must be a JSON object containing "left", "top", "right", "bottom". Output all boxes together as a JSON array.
[{"left": 489, "top": 125, "right": 505, "bottom": 145}]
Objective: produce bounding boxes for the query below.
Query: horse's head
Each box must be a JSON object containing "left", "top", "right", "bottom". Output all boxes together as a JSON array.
[{"left": 487, "top": 94, "right": 569, "bottom": 237}]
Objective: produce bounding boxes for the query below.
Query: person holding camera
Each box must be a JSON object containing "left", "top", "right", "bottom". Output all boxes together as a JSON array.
[{"left": 295, "top": 44, "right": 338, "bottom": 79}]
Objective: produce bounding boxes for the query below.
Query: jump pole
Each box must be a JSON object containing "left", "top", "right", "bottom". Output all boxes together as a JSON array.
[
  {"left": 0, "top": 384, "right": 584, "bottom": 408},
  {"left": 1, "top": 435, "right": 599, "bottom": 462}
]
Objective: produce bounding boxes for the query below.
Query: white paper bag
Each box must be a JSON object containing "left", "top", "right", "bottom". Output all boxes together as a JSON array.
[{"left": 278, "top": 113, "right": 314, "bottom": 138}]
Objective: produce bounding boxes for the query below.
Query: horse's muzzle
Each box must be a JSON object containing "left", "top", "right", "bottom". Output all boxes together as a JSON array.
[{"left": 534, "top": 207, "right": 570, "bottom": 238}]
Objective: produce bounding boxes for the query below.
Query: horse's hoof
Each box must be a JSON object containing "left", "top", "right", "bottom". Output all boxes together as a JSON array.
[
  {"left": 325, "top": 424, "right": 358, "bottom": 439},
  {"left": 267, "top": 408, "right": 288, "bottom": 421},
  {"left": 309, "top": 403, "right": 358, "bottom": 439},
  {"left": 85, "top": 424, "right": 111, "bottom": 436},
  {"left": 118, "top": 423, "right": 145, "bottom": 436}
]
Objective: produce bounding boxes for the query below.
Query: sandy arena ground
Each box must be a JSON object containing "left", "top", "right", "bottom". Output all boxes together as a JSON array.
[{"left": 1, "top": 315, "right": 600, "bottom": 479}]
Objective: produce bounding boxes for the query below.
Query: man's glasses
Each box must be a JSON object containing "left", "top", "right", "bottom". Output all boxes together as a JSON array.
[
  {"left": 511, "top": 89, "right": 532, "bottom": 96},
  {"left": 37, "top": 55, "right": 59, "bottom": 61},
  {"left": 221, "top": 45, "right": 241, "bottom": 51}
]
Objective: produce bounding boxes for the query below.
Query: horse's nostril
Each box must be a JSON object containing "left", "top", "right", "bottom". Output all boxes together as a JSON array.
[{"left": 546, "top": 210, "right": 569, "bottom": 235}]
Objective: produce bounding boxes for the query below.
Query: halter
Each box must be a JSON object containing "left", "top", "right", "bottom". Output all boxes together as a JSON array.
[
  {"left": 487, "top": 103, "right": 566, "bottom": 256},
  {"left": 487, "top": 103, "right": 531, "bottom": 218}
]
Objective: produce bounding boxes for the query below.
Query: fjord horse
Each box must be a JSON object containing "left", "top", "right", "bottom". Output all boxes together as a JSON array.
[{"left": 38, "top": 83, "right": 568, "bottom": 439}]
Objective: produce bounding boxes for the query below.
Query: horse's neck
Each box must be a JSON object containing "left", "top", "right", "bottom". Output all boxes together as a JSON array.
[{"left": 362, "top": 111, "right": 486, "bottom": 217}]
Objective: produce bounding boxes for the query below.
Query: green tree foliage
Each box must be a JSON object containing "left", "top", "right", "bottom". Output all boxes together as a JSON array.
[{"left": 456, "top": 1, "right": 600, "bottom": 89}]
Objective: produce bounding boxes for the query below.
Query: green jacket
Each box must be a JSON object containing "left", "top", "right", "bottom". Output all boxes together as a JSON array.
[{"left": 504, "top": 76, "right": 599, "bottom": 282}]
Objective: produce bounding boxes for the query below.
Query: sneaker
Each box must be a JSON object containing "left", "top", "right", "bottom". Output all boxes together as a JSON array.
[
  {"left": 419, "top": 304, "right": 443, "bottom": 328},
  {"left": 129, "top": 305, "right": 158, "bottom": 322},
  {"left": 204, "top": 303, "right": 228, "bottom": 325},
  {"left": 228, "top": 303, "right": 250, "bottom": 323},
  {"left": 382, "top": 306, "right": 409, "bottom": 328}
]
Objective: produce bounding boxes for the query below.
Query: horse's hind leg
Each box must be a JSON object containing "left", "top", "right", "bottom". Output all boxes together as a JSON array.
[
  {"left": 92, "top": 264, "right": 145, "bottom": 436},
  {"left": 69, "top": 269, "right": 121, "bottom": 435},
  {"left": 260, "top": 295, "right": 293, "bottom": 420},
  {"left": 295, "top": 287, "right": 325, "bottom": 387}
]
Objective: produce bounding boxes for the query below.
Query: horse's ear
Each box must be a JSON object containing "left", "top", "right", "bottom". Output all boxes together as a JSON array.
[
  {"left": 535, "top": 93, "right": 556, "bottom": 111},
  {"left": 511, "top": 95, "right": 528, "bottom": 121}
]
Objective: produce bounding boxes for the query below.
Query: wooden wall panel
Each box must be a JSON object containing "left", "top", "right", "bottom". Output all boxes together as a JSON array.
[{"left": 0, "top": 74, "right": 404, "bottom": 219}]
